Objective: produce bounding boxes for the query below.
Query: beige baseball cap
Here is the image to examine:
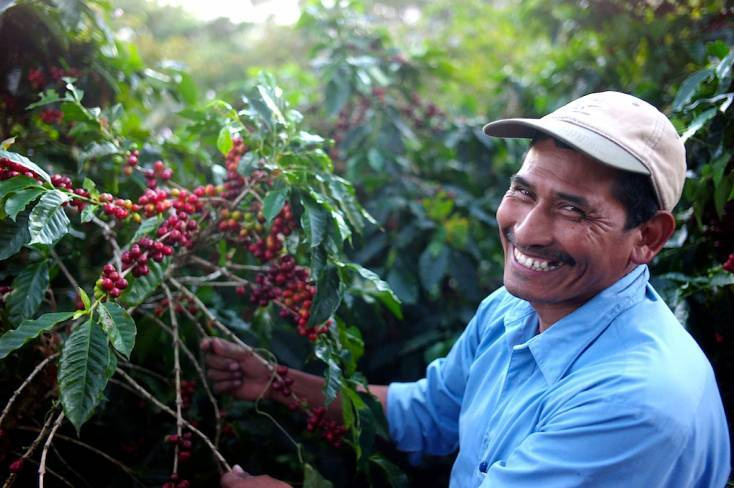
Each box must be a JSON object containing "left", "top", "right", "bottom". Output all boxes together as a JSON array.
[{"left": 483, "top": 91, "right": 686, "bottom": 211}]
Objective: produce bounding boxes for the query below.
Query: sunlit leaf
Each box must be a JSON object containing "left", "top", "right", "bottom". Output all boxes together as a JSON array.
[
  {"left": 28, "top": 189, "right": 70, "bottom": 245},
  {"left": 97, "top": 301, "right": 137, "bottom": 360}
]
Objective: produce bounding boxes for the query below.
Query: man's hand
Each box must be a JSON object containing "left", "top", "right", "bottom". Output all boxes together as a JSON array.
[
  {"left": 200, "top": 337, "right": 272, "bottom": 401},
  {"left": 220, "top": 465, "right": 291, "bottom": 488}
]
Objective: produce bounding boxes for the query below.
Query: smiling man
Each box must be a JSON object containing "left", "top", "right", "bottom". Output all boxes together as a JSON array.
[{"left": 206, "top": 92, "right": 730, "bottom": 487}]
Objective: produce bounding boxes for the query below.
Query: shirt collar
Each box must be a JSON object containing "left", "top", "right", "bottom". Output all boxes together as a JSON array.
[{"left": 506, "top": 265, "right": 649, "bottom": 385}]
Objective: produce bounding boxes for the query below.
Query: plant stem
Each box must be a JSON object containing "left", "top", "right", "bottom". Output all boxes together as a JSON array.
[
  {"left": 115, "top": 368, "right": 231, "bottom": 471},
  {"left": 0, "top": 353, "right": 59, "bottom": 429},
  {"left": 38, "top": 411, "right": 64, "bottom": 488}
]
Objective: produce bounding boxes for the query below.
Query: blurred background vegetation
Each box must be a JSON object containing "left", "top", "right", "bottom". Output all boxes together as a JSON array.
[{"left": 1, "top": 0, "right": 732, "bottom": 485}]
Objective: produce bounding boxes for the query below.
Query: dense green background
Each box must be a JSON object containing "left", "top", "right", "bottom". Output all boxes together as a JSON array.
[{"left": 1, "top": 0, "right": 732, "bottom": 486}]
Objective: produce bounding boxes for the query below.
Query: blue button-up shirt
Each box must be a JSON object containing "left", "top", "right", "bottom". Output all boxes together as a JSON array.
[{"left": 387, "top": 265, "right": 730, "bottom": 487}]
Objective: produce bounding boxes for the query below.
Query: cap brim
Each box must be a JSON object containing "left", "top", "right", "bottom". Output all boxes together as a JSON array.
[{"left": 483, "top": 118, "right": 649, "bottom": 175}]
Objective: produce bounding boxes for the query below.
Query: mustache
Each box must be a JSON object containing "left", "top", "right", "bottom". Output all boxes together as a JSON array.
[{"left": 504, "top": 229, "right": 576, "bottom": 266}]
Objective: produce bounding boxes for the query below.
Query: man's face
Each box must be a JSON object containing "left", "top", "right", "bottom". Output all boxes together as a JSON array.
[{"left": 496, "top": 139, "right": 638, "bottom": 316}]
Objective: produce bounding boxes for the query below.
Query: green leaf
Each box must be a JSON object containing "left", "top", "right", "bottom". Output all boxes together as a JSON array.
[
  {"left": 672, "top": 69, "right": 712, "bottom": 112},
  {"left": 0, "top": 175, "right": 42, "bottom": 200},
  {"left": 716, "top": 50, "right": 734, "bottom": 80},
  {"left": 369, "top": 455, "right": 410, "bottom": 488},
  {"left": 0, "top": 150, "right": 51, "bottom": 183},
  {"left": 302, "top": 197, "right": 329, "bottom": 248},
  {"left": 119, "top": 258, "right": 169, "bottom": 307},
  {"left": 129, "top": 216, "right": 162, "bottom": 243},
  {"left": 0, "top": 311, "right": 74, "bottom": 360},
  {"left": 80, "top": 204, "right": 96, "bottom": 223},
  {"left": 5, "top": 187, "right": 44, "bottom": 220},
  {"left": 0, "top": 210, "right": 30, "bottom": 260},
  {"left": 176, "top": 71, "right": 198, "bottom": 105},
  {"left": 6, "top": 260, "right": 50, "bottom": 324},
  {"left": 262, "top": 187, "right": 288, "bottom": 224},
  {"left": 255, "top": 84, "right": 286, "bottom": 125},
  {"left": 337, "top": 262, "right": 402, "bottom": 319},
  {"left": 314, "top": 339, "right": 342, "bottom": 406},
  {"left": 303, "top": 463, "right": 333, "bottom": 488},
  {"left": 680, "top": 108, "right": 717, "bottom": 143},
  {"left": 1, "top": 137, "right": 15, "bottom": 150},
  {"left": 28, "top": 189, "right": 70, "bottom": 245},
  {"left": 78, "top": 287, "right": 91, "bottom": 310},
  {"left": 97, "top": 302, "right": 137, "bottom": 360},
  {"left": 325, "top": 71, "right": 351, "bottom": 116},
  {"left": 386, "top": 266, "right": 419, "bottom": 305},
  {"left": 58, "top": 319, "right": 112, "bottom": 434},
  {"left": 217, "top": 127, "right": 233, "bottom": 156},
  {"left": 308, "top": 266, "right": 342, "bottom": 326},
  {"left": 78, "top": 142, "right": 119, "bottom": 164},
  {"left": 418, "top": 244, "right": 450, "bottom": 295}
]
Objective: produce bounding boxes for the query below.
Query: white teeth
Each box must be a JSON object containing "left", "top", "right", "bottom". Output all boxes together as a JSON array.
[{"left": 513, "top": 247, "right": 562, "bottom": 272}]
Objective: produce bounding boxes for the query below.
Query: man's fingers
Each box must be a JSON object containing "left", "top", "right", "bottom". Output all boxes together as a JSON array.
[
  {"left": 201, "top": 337, "right": 252, "bottom": 360},
  {"left": 212, "top": 379, "right": 242, "bottom": 394},
  {"left": 205, "top": 354, "right": 241, "bottom": 371},
  {"left": 220, "top": 465, "right": 252, "bottom": 487},
  {"left": 207, "top": 368, "right": 243, "bottom": 381}
]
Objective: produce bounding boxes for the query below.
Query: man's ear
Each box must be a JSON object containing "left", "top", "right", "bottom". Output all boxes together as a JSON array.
[{"left": 630, "top": 211, "right": 676, "bottom": 265}]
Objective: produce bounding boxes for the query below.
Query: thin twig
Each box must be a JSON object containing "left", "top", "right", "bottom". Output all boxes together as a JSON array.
[
  {"left": 162, "top": 284, "right": 184, "bottom": 477},
  {"left": 7, "top": 451, "right": 73, "bottom": 488},
  {"left": 3, "top": 407, "right": 58, "bottom": 488},
  {"left": 38, "top": 411, "right": 64, "bottom": 488},
  {"left": 115, "top": 368, "right": 231, "bottom": 471},
  {"left": 118, "top": 361, "right": 169, "bottom": 383},
  {"left": 91, "top": 215, "right": 122, "bottom": 269},
  {"left": 16, "top": 426, "right": 142, "bottom": 487},
  {"left": 0, "top": 353, "right": 60, "bottom": 429},
  {"left": 49, "top": 249, "right": 81, "bottom": 292},
  {"left": 144, "top": 311, "right": 222, "bottom": 447}
]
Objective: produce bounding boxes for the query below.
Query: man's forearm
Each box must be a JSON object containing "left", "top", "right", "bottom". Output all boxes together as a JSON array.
[{"left": 267, "top": 369, "right": 387, "bottom": 420}]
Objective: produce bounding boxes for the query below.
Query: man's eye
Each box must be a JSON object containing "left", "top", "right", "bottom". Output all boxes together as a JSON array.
[{"left": 561, "top": 204, "right": 586, "bottom": 217}]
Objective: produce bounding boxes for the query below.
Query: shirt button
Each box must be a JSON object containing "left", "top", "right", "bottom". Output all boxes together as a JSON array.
[{"left": 479, "top": 461, "right": 488, "bottom": 473}]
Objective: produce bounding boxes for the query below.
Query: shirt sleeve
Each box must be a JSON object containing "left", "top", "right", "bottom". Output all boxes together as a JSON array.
[
  {"left": 480, "top": 397, "right": 688, "bottom": 487},
  {"left": 386, "top": 302, "right": 486, "bottom": 457}
]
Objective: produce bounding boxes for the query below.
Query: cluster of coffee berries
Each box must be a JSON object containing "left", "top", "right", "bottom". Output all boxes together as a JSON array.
[
  {"left": 96, "top": 264, "right": 128, "bottom": 299},
  {"left": 305, "top": 406, "right": 346, "bottom": 448},
  {"left": 400, "top": 93, "right": 445, "bottom": 130},
  {"left": 28, "top": 68, "right": 46, "bottom": 90},
  {"left": 40, "top": 107, "right": 63, "bottom": 124},
  {"left": 142, "top": 160, "right": 173, "bottom": 188},
  {"left": 137, "top": 188, "right": 171, "bottom": 217},
  {"left": 0, "top": 158, "right": 40, "bottom": 180},
  {"left": 245, "top": 203, "right": 297, "bottom": 262},
  {"left": 123, "top": 148, "right": 139, "bottom": 176},
  {"left": 99, "top": 193, "right": 140, "bottom": 221},
  {"left": 170, "top": 188, "right": 204, "bottom": 215},
  {"left": 0, "top": 285, "right": 12, "bottom": 307},
  {"left": 221, "top": 137, "right": 248, "bottom": 200},
  {"left": 121, "top": 237, "right": 174, "bottom": 277},
  {"left": 158, "top": 212, "right": 198, "bottom": 248},
  {"left": 181, "top": 379, "right": 196, "bottom": 409},
  {"left": 270, "top": 365, "right": 295, "bottom": 397},
  {"left": 724, "top": 253, "right": 734, "bottom": 273},
  {"left": 49, "top": 66, "right": 81, "bottom": 82},
  {"left": 51, "top": 174, "right": 90, "bottom": 210},
  {"left": 165, "top": 431, "right": 194, "bottom": 461}
]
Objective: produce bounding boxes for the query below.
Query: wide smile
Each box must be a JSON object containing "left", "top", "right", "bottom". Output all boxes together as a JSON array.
[{"left": 512, "top": 246, "right": 564, "bottom": 272}]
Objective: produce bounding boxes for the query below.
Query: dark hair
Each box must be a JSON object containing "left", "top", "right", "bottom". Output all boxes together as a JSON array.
[
  {"left": 531, "top": 136, "right": 659, "bottom": 229},
  {"left": 611, "top": 171, "right": 659, "bottom": 229}
]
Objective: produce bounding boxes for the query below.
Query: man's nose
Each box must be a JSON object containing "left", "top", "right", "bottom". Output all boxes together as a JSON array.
[{"left": 512, "top": 204, "right": 554, "bottom": 248}]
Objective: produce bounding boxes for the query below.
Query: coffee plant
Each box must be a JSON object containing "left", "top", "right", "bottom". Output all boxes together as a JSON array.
[{"left": 0, "top": 2, "right": 404, "bottom": 486}]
